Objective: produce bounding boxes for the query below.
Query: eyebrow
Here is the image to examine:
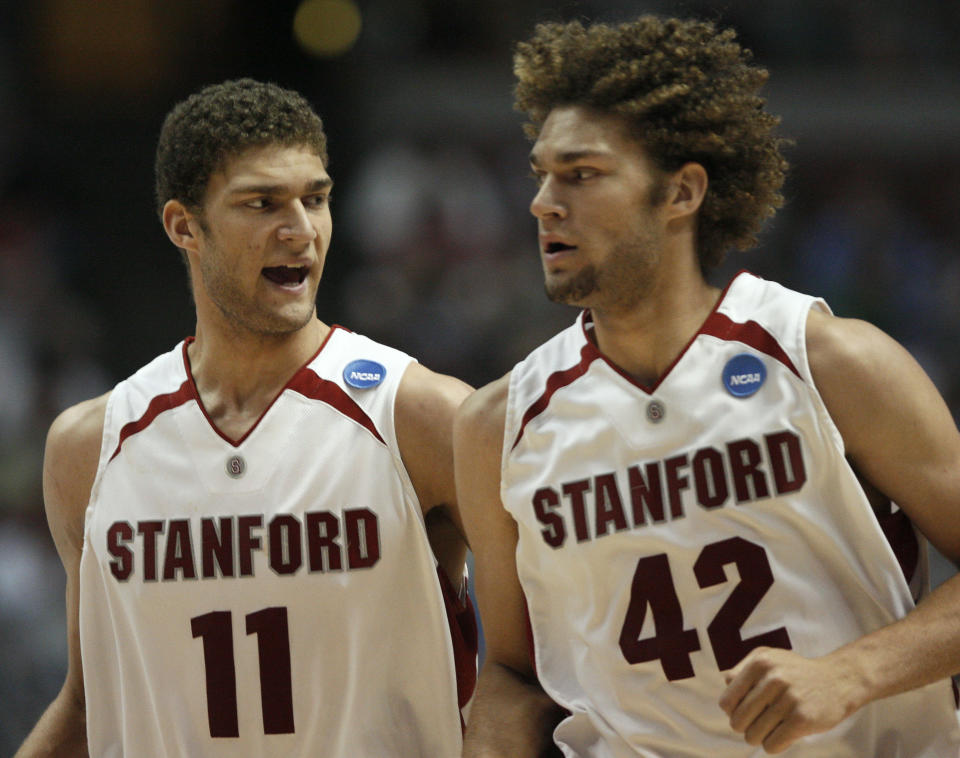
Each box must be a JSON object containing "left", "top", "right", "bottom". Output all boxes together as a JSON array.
[
  {"left": 229, "top": 177, "right": 333, "bottom": 196},
  {"left": 529, "top": 149, "right": 610, "bottom": 167}
]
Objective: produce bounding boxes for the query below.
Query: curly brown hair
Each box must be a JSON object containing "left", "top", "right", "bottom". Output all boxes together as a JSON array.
[
  {"left": 514, "top": 16, "right": 789, "bottom": 268},
  {"left": 154, "top": 78, "right": 328, "bottom": 219}
]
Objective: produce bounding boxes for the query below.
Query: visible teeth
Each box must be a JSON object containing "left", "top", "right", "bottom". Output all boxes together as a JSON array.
[{"left": 263, "top": 265, "right": 307, "bottom": 285}]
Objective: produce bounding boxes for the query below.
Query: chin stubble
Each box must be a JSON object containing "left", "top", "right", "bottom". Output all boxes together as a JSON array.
[{"left": 545, "top": 264, "right": 600, "bottom": 305}]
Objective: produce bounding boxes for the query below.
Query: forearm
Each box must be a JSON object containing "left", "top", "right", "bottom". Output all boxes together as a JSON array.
[
  {"left": 464, "top": 661, "right": 565, "bottom": 758},
  {"left": 15, "top": 689, "right": 88, "bottom": 758},
  {"left": 829, "top": 572, "right": 960, "bottom": 709}
]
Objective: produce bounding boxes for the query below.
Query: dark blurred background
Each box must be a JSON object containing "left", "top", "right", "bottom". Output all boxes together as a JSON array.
[{"left": 2, "top": 0, "right": 959, "bottom": 748}]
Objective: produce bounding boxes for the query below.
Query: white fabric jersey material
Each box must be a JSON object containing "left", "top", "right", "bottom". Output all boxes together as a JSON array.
[
  {"left": 502, "top": 272, "right": 960, "bottom": 758},
  {"left": 80, "top": 327, "right": 464, "bottom": 757}
]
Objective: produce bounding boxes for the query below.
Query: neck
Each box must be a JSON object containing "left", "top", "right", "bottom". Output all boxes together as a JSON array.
[
  {"left": 187, "top": 317, "right": 329, "bottom": 438},
  {"left": 589, "top": 267, "right": 721, "bottom": 386}
]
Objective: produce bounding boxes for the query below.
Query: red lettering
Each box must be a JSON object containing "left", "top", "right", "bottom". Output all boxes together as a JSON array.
[
  {"left": 163, "top": 519, "right": 196, "bottom": 580},
  {"left": 766, "top": 431, "right": 806, "bottom": 494},
  {"left": 345, "top": 508, "right": 380, "bottom": 569},
  {"left": 113, "top": 510, "right": 391, "bottom": 582},
  {"left": 663, "top": 455, "right": 690, "bottom": 519},
  {"left": 201, "top": 517, "right": 234, "bottom": 578},
  {"left": 628, "top": 463, "right": 665, "bottom": 525},
  {"left": 269, "top": 515, "right": 303, "bottom": 575},
  {"left": 237, "top": 515, "right": 264, "bottom": 576},
  {"left": 532, "top": 487, "right": 565, "bottom": 548},
  {"left": 305, "top": 512, "right": 342, "bottom": 571},
  {"left": 563, "top": 479, "right": 592, "bottom": 542},
  {"left": 107, "top": 522, "right": 134, "bottom": 581},
  {"left": 137, "top": 520, "right": 164, "bottom": 581},
  {"left": 692, "top": 448, "right": 728, "bottom": 509},
  {"left": 594, "top": 473, "right": 628, "bottom": 536},
  {"left": 534, "top": 429, "right": 804, "bottom": 545},
  {"left": 727, "top": 439, "right": 769, "bottom": 502}
]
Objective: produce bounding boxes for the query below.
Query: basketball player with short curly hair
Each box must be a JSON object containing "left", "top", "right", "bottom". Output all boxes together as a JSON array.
[
  {"left": 17, "top": 78, "right": 476, "bottom": 758},
  {"left": 456, "top": 16, "right": 960, "bottom": 757}
]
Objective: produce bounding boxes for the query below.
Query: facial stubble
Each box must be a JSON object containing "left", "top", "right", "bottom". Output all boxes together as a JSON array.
[{"left": 544, "top": 211, "right": 664, "bottom": 312}]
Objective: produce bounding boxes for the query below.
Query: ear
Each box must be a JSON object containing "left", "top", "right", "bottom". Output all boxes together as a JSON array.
[
  {"left": 665, "top": 162, "right": 708, "bottom": 221},
  {"left": 162, "top": 199, "right": 202, "bottom": 253}
]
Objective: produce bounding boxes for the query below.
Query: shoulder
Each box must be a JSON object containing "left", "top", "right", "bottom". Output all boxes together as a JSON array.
[
  {"left": 395, "top": 362, "right": 473, "bottom": 432},
  {"left": 804, "top": 306, "right": 957, "bottom": 476},
  {"left": 393, "top": 363, "right": 473, "bottom": 513},
  {"left": 805, "top": 308, "right": 919, "bottom": 391},
  {"left": 455, "top": 373, "right": 511, "bottom": 451},
  {"left": 805, "top": 308, "right": 960, "bottom": 559},
  {"left": 47, "top": 392, "right": 110, "bottom": 469},
  {"left": 453, "top": 375, "right": 513, "bottom": 528},
  {"left": 44, "top": 392, "right": 111, "bottom": 551}
]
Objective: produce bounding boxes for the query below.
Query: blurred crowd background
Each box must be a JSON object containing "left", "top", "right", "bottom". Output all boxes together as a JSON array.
[{"left": 2, "top": 0, "right": 959, "bottom": 748}]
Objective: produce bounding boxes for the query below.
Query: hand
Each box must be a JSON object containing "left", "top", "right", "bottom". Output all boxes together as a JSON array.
[{"left": 718, "top": 647, "right": 864, "bottom": 754}]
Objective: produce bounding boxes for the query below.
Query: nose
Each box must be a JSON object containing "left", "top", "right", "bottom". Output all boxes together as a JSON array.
[
  {"left": 530, "top": 176, "right": 566, "bottom": 220},
  {"left": 278, "top": 200, "right": 319, "bottom": 243}
]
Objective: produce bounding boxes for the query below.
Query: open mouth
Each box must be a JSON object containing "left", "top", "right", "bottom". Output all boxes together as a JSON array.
[
  {"left": 545, "top": 242, "right": 575, "bottom": 254},
  {"left": 262, "top": 265, "right": 308, "bottom": 286}
]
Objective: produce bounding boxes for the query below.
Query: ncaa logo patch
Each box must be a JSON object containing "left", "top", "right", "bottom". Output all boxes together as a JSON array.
[
  {"left": 344, "top": 359, "right": 386, "bottom": 389},
  {"left": 722, "top": 353, "right": 766, "bottom": 398}
]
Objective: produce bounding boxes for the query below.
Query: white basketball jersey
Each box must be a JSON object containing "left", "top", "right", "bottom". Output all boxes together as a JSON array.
[
  {"left": 79, "top": 326, "right": 473, "bottom": 757},
  {"left": 502, "top": 272, "right": 960, "bottom": 757}
]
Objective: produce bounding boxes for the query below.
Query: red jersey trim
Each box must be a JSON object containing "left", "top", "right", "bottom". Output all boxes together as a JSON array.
[
  {"left": 511, "top": 341, "right": 599, "bottom": 452},
  {"left": 287, "top": 369, "right": 385, "bottom": 445},
  {"left": 437, "top": 565, "right": 479, "bottom": 732},
  {"left": 576, "top": 271, "right": 747, "bottom": 395},
  {"left": 875, "top": 506, "right": 919, "bottom": 587},
  {"left": 511, "top": 272, "right": 802, "bottom": 450},
  {"left": 510, "top": 272, "right": 739, "bottom": 449},
  {"left": 109, "top": 379, "right": 195, "bottom": 462},
  {"left": 701, "top": 312, "right": 801, "bottom": 379},
  {"left": 181, "top": 326, "right": 344, "bottom": 447},
  {"left": 109, "top": 326, "right": 371, "bottom": 460}
]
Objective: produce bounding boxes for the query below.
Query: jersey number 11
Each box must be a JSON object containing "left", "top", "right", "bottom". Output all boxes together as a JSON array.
[{"left": 192, "top": 606, "right": 296, "bottom": 737}]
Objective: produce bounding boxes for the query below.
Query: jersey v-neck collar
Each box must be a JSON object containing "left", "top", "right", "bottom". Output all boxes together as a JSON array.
[
  {"left": 578, "top": 271, "right": 749, "bottom": 396},
  {"left": 180, "top": 325, "right": 345, "bottom": 447}
]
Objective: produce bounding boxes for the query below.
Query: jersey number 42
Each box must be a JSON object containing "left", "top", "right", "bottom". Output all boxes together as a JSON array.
[{"left": 619, "top": 536, "right": 792, "bottom": 680}]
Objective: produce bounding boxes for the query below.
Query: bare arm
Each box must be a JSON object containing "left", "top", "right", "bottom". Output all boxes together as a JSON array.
[
  {"left": 15, "top": 394, "right": 108, "bottom": 757},
  {"left": 455, "top": 376, "right": 565, "bottom": 758},
  {"left": 720, "top": 310, "right": 960, "bottom": 752},
  {"left": 395, "top": 362, "right": 473, "bottom": 588}
]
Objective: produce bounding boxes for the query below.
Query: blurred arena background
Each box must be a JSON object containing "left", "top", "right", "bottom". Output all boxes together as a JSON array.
[{"left": 1, "top": 0, "right": 958, "bottom": 748}]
